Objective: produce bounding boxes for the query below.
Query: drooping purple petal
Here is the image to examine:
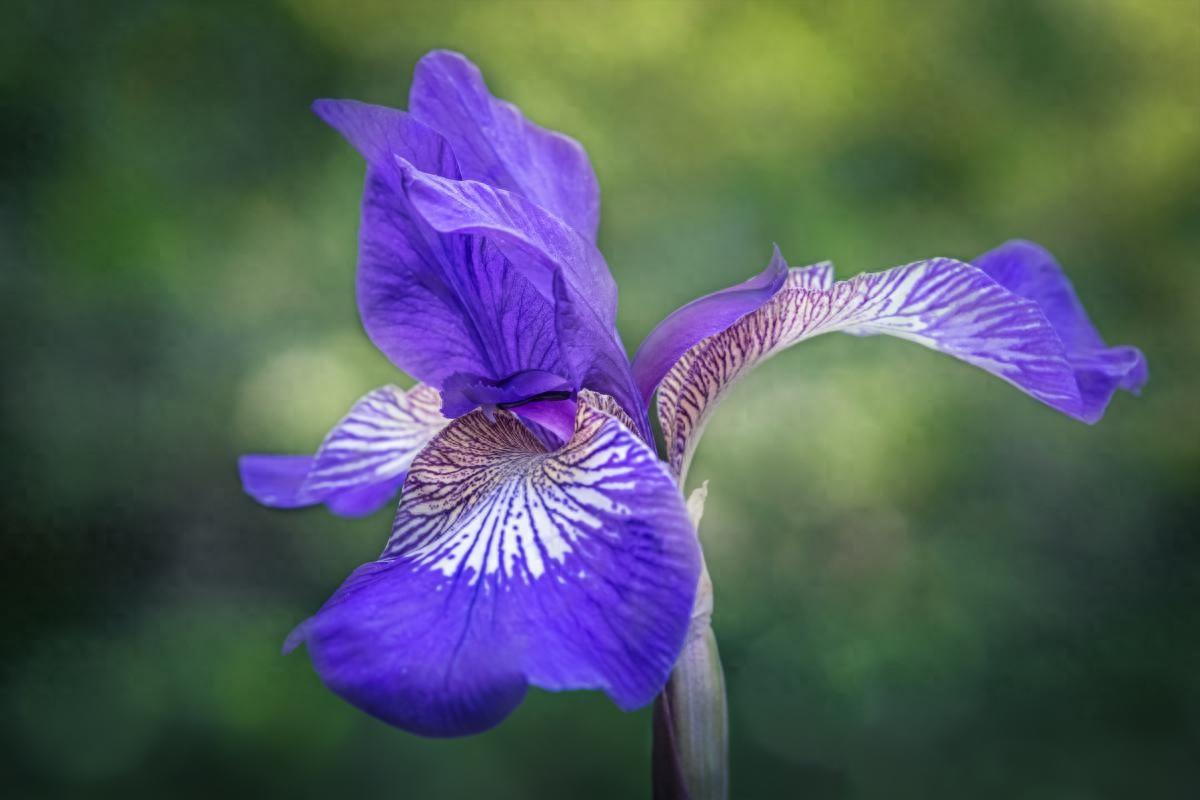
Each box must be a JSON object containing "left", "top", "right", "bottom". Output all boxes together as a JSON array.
[
  {"left": 287, "top": 398, "right": 700, "bottom": 736},
  {"left": 409, "top": 50, "right": 601, "bottom": 241},
  {"left": 973, "top": 240, "right": 1148, "bottom": 399},
  {"left": 239, "top": 384, "right": 448, "bottom": 517},
  {"left": 631, "top": 246, "right": 789, "bottom": 403},
  {"left": 972, "top": 240, "right": 1106, "bottom": 350},
  {"left": 659, "top": 250, "right": 1146, "bottom": 480}
]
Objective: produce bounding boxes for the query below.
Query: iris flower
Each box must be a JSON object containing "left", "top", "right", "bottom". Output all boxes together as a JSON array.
[{"left": 240, "top": 51, "right": 1146, "bottom": 742}]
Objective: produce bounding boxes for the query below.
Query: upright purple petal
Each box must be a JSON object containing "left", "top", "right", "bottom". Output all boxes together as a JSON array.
[
  {"left": 315, "top": 94, "right": 603, "bottom": 421},
  {"left": 409, "top": 50, "right": 601, "bottom": 240},
  {"left": 396, "top": 158, "right": 617, "bottom": 326},
  {"left": 312, "top": 105, "right": 490, "bottom": 385},
  {"left": 552, "top": 270, "right": 652, "bottom": 442},
  {"left": 659, "top": 251, "right": 1146, "bottom": 480},
  {"left": 287, "top": 399, "right": 700, "bottom": 736},
  {"left": 239, "top": 384, "right": 448, "bottom": 517},
  {"left": 393, "top": 156, "right": 647, "bottom": 431},
  {"left": 631, "top": 246, "right": 789, "bottom": 402},
  {"left": 312, "top": 99, "right": 459, "bottom": 179},
  {"left": 353, "top": 162, "right": 572, "bottom": 393}
]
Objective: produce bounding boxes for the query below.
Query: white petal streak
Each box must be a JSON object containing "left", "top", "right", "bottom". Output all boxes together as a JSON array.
[
  {"left": 385, "top": 399, "right": 673, "bottom": 587},
  {"left": 303, "top": 383, "right": 448, "bottom": 494}
]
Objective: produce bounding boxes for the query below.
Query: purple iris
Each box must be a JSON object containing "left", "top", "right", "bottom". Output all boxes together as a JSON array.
[{"left": 240, "top": 51, "right": 1146, "bottom": 737}]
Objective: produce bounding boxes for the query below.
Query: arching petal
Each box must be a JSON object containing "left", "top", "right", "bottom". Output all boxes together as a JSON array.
[
  {"left": 239, "top": 384, "right": 448, "bottom": 517},
  {"left": 314, "top": 58, "right": 626, "bottom": 423},
  {"left": 656, "top": 261, "right": 832, "bottom": 452},
  {"left": 287, "top": 399, "right": 700, "bottom": 736},
  {"left": 631, "top": 246, "right": 790, "bottom": 403},
  {"left": 659, "top": 250, "right": 1146, "bottom": 481},
  {"left": 409, "top": 50, "right": 601, "bottom": 241}
]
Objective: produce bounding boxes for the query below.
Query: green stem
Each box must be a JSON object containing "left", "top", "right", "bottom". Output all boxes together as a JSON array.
[
  {"left": 653, "top": 622, "right": 728, "bottom": 800},
  {"left": 652, "top": 484, "right": 728, "bottom": 800}
]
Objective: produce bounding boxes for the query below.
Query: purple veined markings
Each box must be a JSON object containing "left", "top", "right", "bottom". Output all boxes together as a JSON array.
[
  {"left": 284, "top": 395, "right": 700, "bottom": 736},
  {"left": 656, "top": 248, "right": 1146, "bottom": 482},
  {"left": 239, "top": 48, "right": 1145, "bottom": 768}
]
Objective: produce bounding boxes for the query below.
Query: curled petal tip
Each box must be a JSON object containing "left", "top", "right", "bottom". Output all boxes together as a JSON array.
[{"left": 282, "top": 622, "right": 309, "bottom": 656}]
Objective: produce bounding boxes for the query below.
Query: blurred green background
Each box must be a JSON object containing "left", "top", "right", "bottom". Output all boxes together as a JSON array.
[{"left": 3, "top": 0, "right": 1197, "bottom": 797}]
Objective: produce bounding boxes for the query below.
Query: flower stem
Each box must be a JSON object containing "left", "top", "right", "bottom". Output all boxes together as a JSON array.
[
  {"left": 652, "top": 621, "right": 728, "bottom": 800},
  {"left": 652, "top": 483, "right": 728, "bottom": 800}
]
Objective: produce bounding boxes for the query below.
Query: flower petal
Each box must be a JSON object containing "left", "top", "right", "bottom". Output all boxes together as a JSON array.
[
  {"left": 409, "top": 50, "right": 601, "bottom": 241},
  {"left": 391, "top": 159, "right": 650, "bottom": 436},
  {"left": 655, "top": 261, "right": 832, "bottom": 453},
  {"left": 552, "top": 270, "right": 653, "bottom": 442},
  {"left": 355, "top": 163, "right": 573, "bottom": 393},
  {"left": 973, "top": 240, "right": 1148, "bottom": 398},
  {"left": 239, "top": 384, "right": 448, "bottom": 517},
  {"left": 288, "top": 399, "right": 700, "bottom": 736},
  {"left": 314, "top": 58, "right": 636, "bottom": 424},
  {"left": 396, "top": 157, "right": 617, "bottom": 327},
  {"left": 509, "top": 397, "right": 578, "bottom": 449},
  {"left": 631, "top": 246, "right": 789, "bottom": 403},
  {"left": 311, "top": 99, "right": 459, "bottom": 179},
  {"left": 314, "top": 98, "right": 578, "bottom": 408},
  {"left": 239, "top": 455, "right": 318, "bottom": 508},
  {"left": 659, "top": 250, "right": 1145, "bottom": 480},
  {"left": 439, "top": 369, "right": 573, "bottom": 419}
]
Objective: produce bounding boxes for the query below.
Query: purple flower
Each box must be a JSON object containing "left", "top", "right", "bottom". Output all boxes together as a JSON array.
[{"left": 240, "top": 51, "right": 1146, "bottom": 737}]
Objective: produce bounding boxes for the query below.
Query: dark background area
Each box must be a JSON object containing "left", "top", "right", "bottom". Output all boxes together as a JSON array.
[{"left": 2, "top": 1, "right": 1197, "bottom": 797}]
